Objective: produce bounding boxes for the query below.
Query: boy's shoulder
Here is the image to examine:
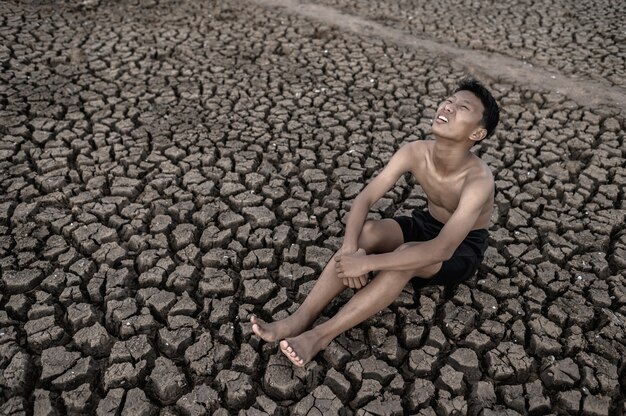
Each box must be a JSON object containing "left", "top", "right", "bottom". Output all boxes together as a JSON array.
[
  {"left": 401, "top": 139, "right": 431, "bottom": 156},
  {"left": 407, "top": 139, "right": 432, "bottom": 149},
  {"left": 467, "top": 153, "right": 494, "bottom": 184}
]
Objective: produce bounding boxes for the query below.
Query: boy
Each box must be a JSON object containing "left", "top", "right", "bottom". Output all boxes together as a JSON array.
[{"left": 251, "top": 78, "right": 499, "bottom": 366}]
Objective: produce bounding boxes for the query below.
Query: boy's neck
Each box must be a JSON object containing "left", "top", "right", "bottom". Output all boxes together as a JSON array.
[{"left": 431, "top": 136, "right": 474, "bottom": 175}]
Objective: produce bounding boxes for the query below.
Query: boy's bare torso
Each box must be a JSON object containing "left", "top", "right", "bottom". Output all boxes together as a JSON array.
[{"left": 406, "top": 140, "right": 494, "bottom": 230}]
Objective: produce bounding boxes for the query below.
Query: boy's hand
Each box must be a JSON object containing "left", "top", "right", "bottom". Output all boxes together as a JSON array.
[
  {"left": 335, "top": 248, "right": 369, "bottom": 279},
  {"left": 335, "top": 246, "right": 368, "bottom": 289},
  {"left": 341, "top": 275, "right": 368, "bottom": 289}
]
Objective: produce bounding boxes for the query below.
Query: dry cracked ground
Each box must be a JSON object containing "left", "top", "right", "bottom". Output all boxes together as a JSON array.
[{"left": 0, "top": 0, "right": 625, "bottom": 415}]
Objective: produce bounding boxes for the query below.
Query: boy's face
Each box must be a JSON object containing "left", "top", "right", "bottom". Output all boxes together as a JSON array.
[{"left": 432, "top": 90, "right": 487, "bottom": 142}]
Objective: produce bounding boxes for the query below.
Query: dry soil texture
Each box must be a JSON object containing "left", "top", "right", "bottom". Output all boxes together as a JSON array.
[{"left": 0, "top": 0, "right": 624, "bottom": 415}]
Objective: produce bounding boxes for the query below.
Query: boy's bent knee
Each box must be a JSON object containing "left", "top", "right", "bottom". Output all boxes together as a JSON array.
[
  {"left": 357, "top": 220, "right": 381, "bottom": 252},
  {"left": 361, "top": 220, "right": 376, "bottom": 236},
  {"left": 358, "top": 219, "right": 403, "bottom": 253}
]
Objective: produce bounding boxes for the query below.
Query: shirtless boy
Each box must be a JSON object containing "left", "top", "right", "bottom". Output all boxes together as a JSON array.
[{"left": 250, "top": 78, "right": 500, "bottom": 367}]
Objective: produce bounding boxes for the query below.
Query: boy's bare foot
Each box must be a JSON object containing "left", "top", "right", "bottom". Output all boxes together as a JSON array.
[
  {"left": 250, "top": 314, "right": 309, "bottom": 343},
  {"left": 279, "top": 330, "right": 329, "bottom": 367}
]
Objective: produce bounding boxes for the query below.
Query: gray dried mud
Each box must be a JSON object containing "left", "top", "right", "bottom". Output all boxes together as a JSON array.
[{"left": 0, "top": 0, "right": 624, "bottom": 415}]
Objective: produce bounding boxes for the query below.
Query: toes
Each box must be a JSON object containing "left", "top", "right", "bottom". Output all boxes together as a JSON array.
[
  {"left": 282, "top": 340, "right": 308, "bottom": 367},
  {"left": 252, "top": 318, "right": 276, "bottom": 342},
  {"left": 250, "top": 315, "right": 264, "bottom": 325},
  {"left": 280, "top": 340, "right": 301, "bottom": 364}
]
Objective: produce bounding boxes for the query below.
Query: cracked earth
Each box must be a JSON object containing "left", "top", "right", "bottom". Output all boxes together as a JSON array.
[{"left": 0, "top": 0, "right": 624, "bottom": 415}]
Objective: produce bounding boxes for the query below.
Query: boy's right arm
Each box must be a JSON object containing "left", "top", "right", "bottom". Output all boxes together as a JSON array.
[{"left": 340, "top": 143, "right": 418, "bottom": 253}]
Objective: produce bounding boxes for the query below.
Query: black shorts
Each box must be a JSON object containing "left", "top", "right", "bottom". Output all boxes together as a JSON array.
[{"left": 393, "top": 209, "right": 488, "bottom": 289}]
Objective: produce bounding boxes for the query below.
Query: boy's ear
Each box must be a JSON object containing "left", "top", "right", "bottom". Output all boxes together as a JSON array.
[{"left": 469, "top": 128, "right": 487, "bottom": 142}]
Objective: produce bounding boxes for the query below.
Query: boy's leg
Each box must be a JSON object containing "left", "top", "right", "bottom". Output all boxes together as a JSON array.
[
  {"left": 250, "top": 250, "right": 346, "bottom": 342},
  {"left": 251, "top": 219, "right": 403, "bottom": 342},
  {"left": 280, "top": 245, "right": 442, "bottom": 366}
]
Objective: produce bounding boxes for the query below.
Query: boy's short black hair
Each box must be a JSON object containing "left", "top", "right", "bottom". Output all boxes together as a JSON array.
[{"left": 455, "top": 78, "right": 499, "bottom": 139}]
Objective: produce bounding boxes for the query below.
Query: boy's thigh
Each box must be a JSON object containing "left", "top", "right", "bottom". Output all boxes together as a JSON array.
[{"left": 359, "top": 219, "right": 404, "bottom": 254}]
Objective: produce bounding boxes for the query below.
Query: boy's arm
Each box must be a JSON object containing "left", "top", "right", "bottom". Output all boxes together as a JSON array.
[
  {"left": 341, "top": 144, "right": 417, "bottom": 252},
  {"left": 338, "top": 174, "right": 492, "bottom": 277}
]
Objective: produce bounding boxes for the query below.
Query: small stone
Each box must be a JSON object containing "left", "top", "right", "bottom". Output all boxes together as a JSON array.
[
  {"left": 103, "top": 361, "right": 147, "bottom": 391},
  {"left": 525, "top": 379, "right": 551, "bottom": 414},
  {"left": 0, "top": 351, "right": 32, "bottom": 395},
  {"left": 121, "top": 388, "right": 157, "bottom": 416},
  {"left": 176, "top": 385, "right": 220, "bottom": 416},
  {"left": 214, "top": 370, "right": 255, "bottom": 410},
  {"left": 498, "top": 384, "right": 525, "bottom": 413},
  {"left": 485, "top": 342, "right": 533, "bottom": 382},
  {"left": 149, "top": 357, "right": 188, "bottom": 405},
  {"left": 96, "top": 388, "right": 124, "bottom": 416},
  {"left": 40, "top": 346, "right": 80, "bottom": 383},
  {"left": 541, "top": 357, "right": 580, "bottom": 389},
  {"left": 50, "top": 356, "right": 97, "bottom": 390},
  {"left": 73, "top": 322, "right": 113, "bottom": 357},
  {"left": 448, "top": 348, "right": 481, "bottom": 381},
  {"left": 61, "top": 383, "right": 92, "bottom": 414},
  {"left": 435, "top": 364, "right": 466, "bottom": 395},
  {"left": 469, "top": 381, "right": 496, "bottom": 413},
  {"left": 350, "top": 379, "right": 383, "bottom": 408},
  {"left": 293, "top": 385, "right": 343, "bottom": 415},
  {"left": 405, "top": 378, "right": 435, "bottom": 412},
  {"left": 33, "top": 389, "right": 57, "bottom": 416},
  {"left": 557, "top": 390, "right": 582, "bottom": 414},
  {"left": 323, "top": 368, "right": 351, "bottom": 401},
  {"left": 582, "top": 394, "right": 611, "bottom": 416},
  {"left": 409, "top": 345, "right": 439, "bottom": 377},
  {"left": 262, "top": 355, "right": 305, "bottom": 400}
]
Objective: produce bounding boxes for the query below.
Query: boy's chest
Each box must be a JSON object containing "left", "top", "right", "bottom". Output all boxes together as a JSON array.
[{"left": 414, "top": 171, "right": 464, "bottom": 211}]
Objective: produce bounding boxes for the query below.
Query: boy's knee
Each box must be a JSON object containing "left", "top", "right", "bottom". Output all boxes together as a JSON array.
[
  {"left": 361, "top": 220, "right": 376, "bottom": 235},
  {"left": 358, "top": 220, "right": 378, "bottom": 251}
]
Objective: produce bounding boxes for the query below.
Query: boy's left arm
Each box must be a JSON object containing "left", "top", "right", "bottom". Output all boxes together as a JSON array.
[{"left": 336, "top": 176, "right": 492, "bottom": 278}]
